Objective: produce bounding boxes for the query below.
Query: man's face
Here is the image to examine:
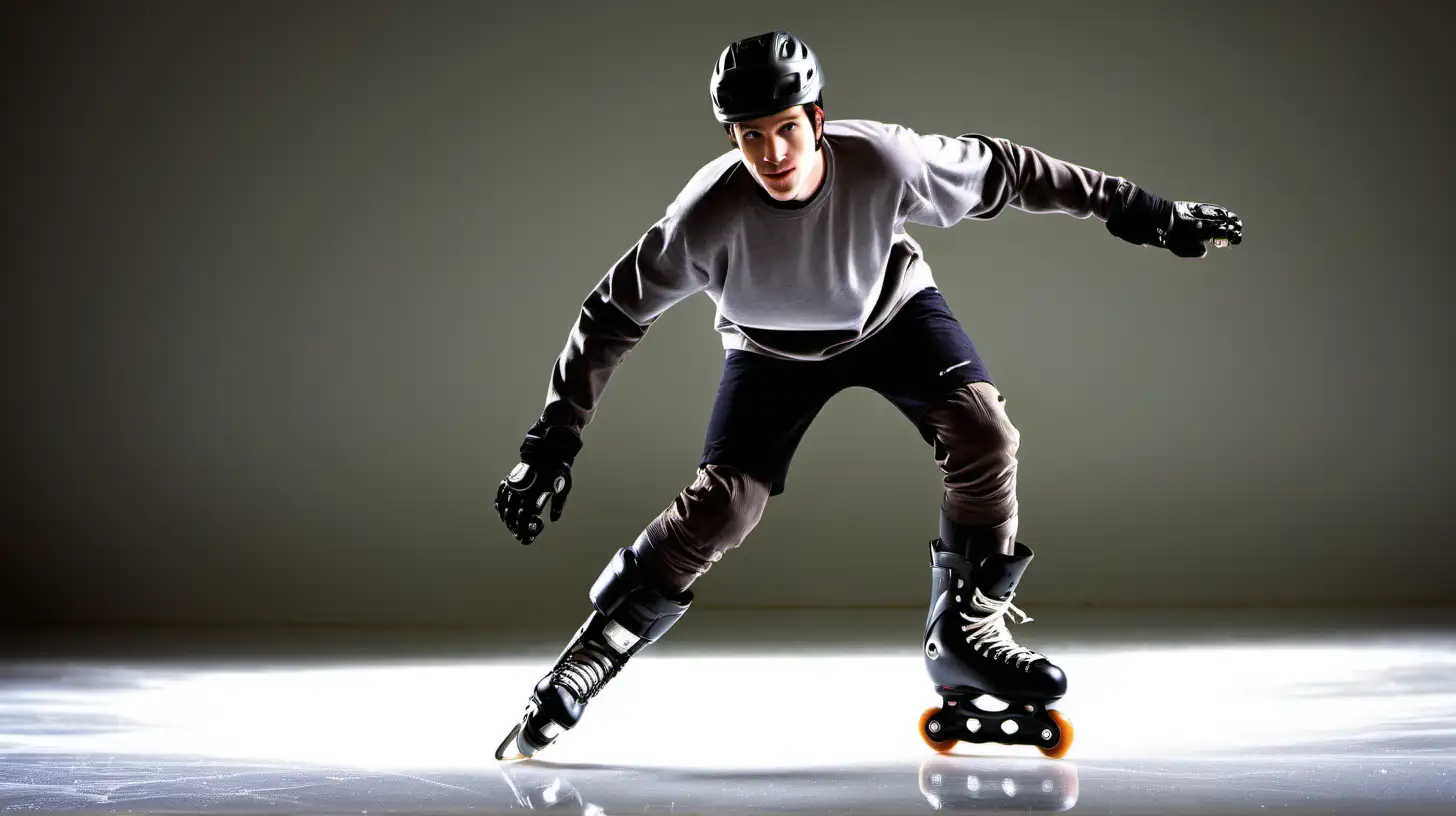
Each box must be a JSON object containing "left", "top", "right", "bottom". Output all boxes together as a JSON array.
[{"left": 732, "top": 106, "right": 823, "bottom": 202}]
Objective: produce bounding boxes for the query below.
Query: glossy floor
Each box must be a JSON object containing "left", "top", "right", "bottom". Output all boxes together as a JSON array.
[{"left": 2, "top": 607, "right": 1453, "bottom": 813}]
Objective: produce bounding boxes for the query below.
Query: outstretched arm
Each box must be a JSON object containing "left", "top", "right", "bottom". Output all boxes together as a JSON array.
[
  {"left": 961, "top": 134, "right": 1244, "bottom": 256},
  {"left": 899, "top": 129, "right": 1244, "bottom": 257},
  {"left": 962, "top": 135, "right": 1126, "bottom": 221}
]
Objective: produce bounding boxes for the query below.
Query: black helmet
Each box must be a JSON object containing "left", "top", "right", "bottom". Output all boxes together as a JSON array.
[{"left": 710, "top": 30, "right": 823, "bottom": 124}]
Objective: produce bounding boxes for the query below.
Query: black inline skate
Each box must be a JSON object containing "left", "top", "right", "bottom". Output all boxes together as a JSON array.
[
  {"left": 494, "top": 547, "right": 691, "bottom": 761},
  {"left": 919, "top": 530, "right": 1073, "bottom": 759}
]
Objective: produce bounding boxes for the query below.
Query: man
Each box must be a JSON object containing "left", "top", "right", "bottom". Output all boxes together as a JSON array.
[{"left": 493, "top": 30, "right": 1243, "bottom": 761}]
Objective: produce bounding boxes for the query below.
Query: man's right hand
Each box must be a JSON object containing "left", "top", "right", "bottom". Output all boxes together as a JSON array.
[
  {"left": 495, "top": 460, "right": 572, "bottom": 545},
  {"left": 496, "top": 423, "right": 583, "bottom": 545}
]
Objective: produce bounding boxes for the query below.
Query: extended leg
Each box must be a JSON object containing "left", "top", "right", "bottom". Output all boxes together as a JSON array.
[
  {"left": 496, "top": 547, "right": 691, "bottom": 760},
  {"left": 495, "top": 464, "right": 771, "bottom": 760}
]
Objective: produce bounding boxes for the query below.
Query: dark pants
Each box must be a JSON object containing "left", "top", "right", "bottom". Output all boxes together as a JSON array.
[{"left": 700, "top": 287, "right": 992, "bottom": 496}]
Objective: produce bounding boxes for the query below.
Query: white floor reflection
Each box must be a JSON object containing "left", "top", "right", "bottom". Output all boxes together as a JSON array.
[
  {"left": 495, "top": 755, "right": 1081, "bottom": 813},
  {"left": 5, "top": 640, "right": 1455, "bottom": 770},
  {"left": 1, "top": 624, "right": 1454, "bottom": 812},
  {"left": 918, "top": 756, "right": 1078, "bottom": 812}
]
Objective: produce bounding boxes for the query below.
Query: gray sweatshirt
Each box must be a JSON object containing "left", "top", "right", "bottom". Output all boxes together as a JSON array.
[{"left": 533, "top": 119, "right": 1131, "bottom": 435}]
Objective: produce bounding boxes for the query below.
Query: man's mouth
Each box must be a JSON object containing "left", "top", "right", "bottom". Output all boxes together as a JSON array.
[{"left": 763, "top": 167, "right": 794, "bottom": 180}]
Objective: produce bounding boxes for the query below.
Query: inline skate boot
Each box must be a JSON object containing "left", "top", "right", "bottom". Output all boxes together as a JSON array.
[
  {"left": 919, "top": 526, "right": 1072, "bottom": 758},
  {"left": 495, "top": 547, "right": 691, "bottom": 760}
]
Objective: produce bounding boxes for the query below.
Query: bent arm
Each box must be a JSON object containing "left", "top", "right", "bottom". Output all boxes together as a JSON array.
[
  {"left": 536, "top": 289, "right": 649, "bottom": 434},
  {"left": 532, "top": 222, "right": 707, "bottom": 437}
]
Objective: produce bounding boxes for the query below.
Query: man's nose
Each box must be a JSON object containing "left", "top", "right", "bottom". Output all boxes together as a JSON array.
[{"left": 767, "top": 134, "right": 789, "bottom": 163}]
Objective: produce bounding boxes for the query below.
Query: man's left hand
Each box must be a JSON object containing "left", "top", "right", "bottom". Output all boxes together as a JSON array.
[{"left": 1167, "top": 202, "right": 1243, "bottom": 258}]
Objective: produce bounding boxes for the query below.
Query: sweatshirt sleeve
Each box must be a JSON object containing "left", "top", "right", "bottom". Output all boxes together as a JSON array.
[
  {"left": 535, "top": 212, "right": 708, "bottom": 435},
  {"left": 896, "top": 126, "right": 1127, "bottom": 227}
]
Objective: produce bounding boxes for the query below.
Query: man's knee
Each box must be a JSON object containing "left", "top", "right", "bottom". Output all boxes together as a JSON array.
[
  {"left": 922, "top": 381, "right": 1020, "bottom": 524},
  {"left": 632, "top": 464, "right": 771, "bottom": 592},
  {"left": 924, "top": 381, "right": 1021, "bottom": 460},
  {"left": 666, "top": 464, "right": 771, "bottom": 543}
]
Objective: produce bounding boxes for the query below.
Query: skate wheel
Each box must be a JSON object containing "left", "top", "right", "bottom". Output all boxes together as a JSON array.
[
  {"left": 1037, "top": 709, "right": 1074, "bottom": 759},
  {"left": 919, "top": 706, "right": 959, "bottom": 753}
]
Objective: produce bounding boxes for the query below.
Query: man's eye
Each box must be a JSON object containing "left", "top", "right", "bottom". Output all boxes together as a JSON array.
[{"left": 782, "top": 123, "right": 796, "bottom": 132}]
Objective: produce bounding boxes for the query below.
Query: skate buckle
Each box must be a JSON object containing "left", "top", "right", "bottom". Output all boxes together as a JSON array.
[{"left": 603, "top": 620, "right": 640, "bottom": 653}]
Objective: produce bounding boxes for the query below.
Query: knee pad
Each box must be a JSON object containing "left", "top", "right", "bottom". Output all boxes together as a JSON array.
[
  {"left": 646, "top": 464, "right": 770, "bottom": 551},
  {"left": 924, "top": 381, "right": 1020, "bottom": 460},
  {"left": 632, "top": 464, "right": 771, "bottom": 593},
  {"left": 589, "top": 548, "right": 692, "bottom": 644},
  {"left": 923, "top": 382, "right": 1020, "bottom": 526}
]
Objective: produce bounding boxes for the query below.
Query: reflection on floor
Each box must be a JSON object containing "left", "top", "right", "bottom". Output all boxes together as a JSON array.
[{"left": 1, "top": 607, "right": 1453, "bottom": 814}]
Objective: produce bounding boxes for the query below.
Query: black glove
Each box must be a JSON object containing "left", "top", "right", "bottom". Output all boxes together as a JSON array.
[
  {"left": 1166, "top": 201, "right": 1243, "bottom": 258},
  {"left": 495, "top": 423, "right": 582, "bottom": 545},
  {"left": 1107, "top": 184, "right": 1243, "bottom": 258}
]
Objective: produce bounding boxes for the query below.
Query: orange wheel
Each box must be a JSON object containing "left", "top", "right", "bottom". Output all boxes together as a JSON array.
[
  {"left": 1037, "top": 709, "right": 1074, "bottom": 759},
  {"left": 919, "top": 706, "right": 959, "bottom": 753}
]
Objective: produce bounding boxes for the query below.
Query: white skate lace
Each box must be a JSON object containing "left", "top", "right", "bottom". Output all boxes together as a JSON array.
[
  {"left": 959, "top": 586, "right": 1046, "bottom": 668},
  {"left": 552, "top": 644, "right": 621, "bottom": 701}
]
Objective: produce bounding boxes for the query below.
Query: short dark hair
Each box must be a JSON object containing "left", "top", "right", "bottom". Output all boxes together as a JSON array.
[{"left": 724, "top": 96, "right": 825, "bottom": 151}]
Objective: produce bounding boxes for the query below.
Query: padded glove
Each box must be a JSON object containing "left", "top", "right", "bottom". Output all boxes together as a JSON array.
[
  {"left": 495, "top": 424, "right": 582, "bottom": 545},
  {"left": 1107, "top": 183, "right": 1243, "bottom": 258}
]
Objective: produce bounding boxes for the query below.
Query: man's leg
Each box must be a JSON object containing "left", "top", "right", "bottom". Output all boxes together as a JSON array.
[
  {"left": 497, "top": 349, "right": 838, "bottom": 760},
  {"left": 919, "top": 380, "right": 1021, "bottom": 557},
  {"left": 915, "top": 378, "right": 1070, "bottom": 756},
  {"left": 849, "top": 288, "right": 1016, "bottom": 554},
  {"left": 858, "top": 288, "right": 1070, "bottom": 754},
  {"left": 629, "top": 347, "right": 842, "bottom": 592},
  {"left": 853, "top": 288, "right": 1018, "bottom": 555}
]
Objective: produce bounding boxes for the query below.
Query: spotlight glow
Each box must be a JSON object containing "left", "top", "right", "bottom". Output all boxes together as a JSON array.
[{"left": 4, "top": 641, "right": 1454, "bottom": 771}]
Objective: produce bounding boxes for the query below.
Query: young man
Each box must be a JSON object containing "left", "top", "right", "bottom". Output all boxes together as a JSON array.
[{"left": 493, "top": 30, "right": 1243, "bottom": 761}]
